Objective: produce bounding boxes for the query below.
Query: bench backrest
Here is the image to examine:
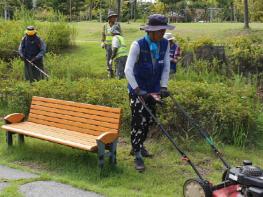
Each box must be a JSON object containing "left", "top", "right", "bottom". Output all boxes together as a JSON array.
[{"left": 28, "top": 96, "right": 122, "bottom": 136}]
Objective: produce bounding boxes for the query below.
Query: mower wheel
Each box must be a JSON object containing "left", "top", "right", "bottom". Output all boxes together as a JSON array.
[{"left": 183, "top": 178, "right": 212, "bottom": 197}]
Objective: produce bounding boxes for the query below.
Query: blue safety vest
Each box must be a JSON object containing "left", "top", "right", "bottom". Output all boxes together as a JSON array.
[
  {"left": 128, "top": 37, "right": 168, "bottom": 95},
  {"left": 21, "top": 35, "right": 42, "bottom": 59}
]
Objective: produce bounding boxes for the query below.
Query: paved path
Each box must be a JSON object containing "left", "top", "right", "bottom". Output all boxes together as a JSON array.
[
  {"left": 0, "top": 165, "right": 103, "bottom": 197},
  {"left": 0, "top": 165, "right": 39, "bottom": 180}
]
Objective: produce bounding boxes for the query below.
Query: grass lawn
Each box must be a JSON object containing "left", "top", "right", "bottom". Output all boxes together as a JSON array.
[
  {"left": 1, "top": 124, "right": 263, "bottom": 197},
  {"left": 73, "top": 21, "right": 263, "bottom": 42},
  {"left": 0, "top": 22, "right": 263, "bottom": 197}
]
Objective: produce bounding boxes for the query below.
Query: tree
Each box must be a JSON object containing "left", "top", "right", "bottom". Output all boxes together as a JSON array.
[
  {"left": 116, "top": 0, "right": 121, "bottom": 20},
  {"left": 133, "top": 0, "right": 137, "bottom": 22},
  {"left": 243, "top": 0, "right": 249, "bottom": 28},
  {"left": 0, "top": 0, "right": 25, "bottom": 19}
]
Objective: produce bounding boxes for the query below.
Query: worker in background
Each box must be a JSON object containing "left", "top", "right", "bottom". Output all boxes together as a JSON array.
[{"left": 101, "top": 10, "right": 122, "bottom": 78}]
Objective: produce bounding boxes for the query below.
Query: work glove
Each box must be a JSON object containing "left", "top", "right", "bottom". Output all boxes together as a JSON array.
[
  {"left": 135, "top": 87, "right": 149, "bottom": 101},
  {"left": 149, "top": 93, "right": 162, "bottom": 104},
  {"left": 160, "top": 87, "right": 170, "bottom": 98},
  {"left": 170, "top": 57, "right": 177, "bottom": 63},
  {"left": 101, "top": 42, "right": 105, "bottom": 48}
]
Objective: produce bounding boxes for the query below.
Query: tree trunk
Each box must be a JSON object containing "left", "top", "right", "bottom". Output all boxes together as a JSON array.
[
  {"left": 99, "top": 0, "right": 102, "bottom": 23},
  {"left": 4, "top": 0, "right": 8, "bottom": 20},
  {"left": 69, "top": 0, "right": 72, "bottom": 22},
  {"left": 244, "top": 0, "right": 249, "bottom": 29},
  {"left": 116, "top": 0, "right": 121, "bottom": 21},
  {"left": 4, "top": 7, "right": 8, "bottom": 20},
  {"left": 133, "top": 0, "right": 137, "bottom": 22},
  {"left": 130, "top": 1, "right": 133, "bottom": 21},
  {"left": 88, "top": 3, "right": 92, "bottom": 21}
]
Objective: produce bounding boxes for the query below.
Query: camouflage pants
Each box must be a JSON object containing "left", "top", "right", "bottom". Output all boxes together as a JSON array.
[
  {"left": 114, "top": 56, "right": 127, "bottom": 79},
  {"left": 130, "top": 94, "right": 156, "bottom": 153},
  {"left": 105, "top": 44, "right": 112, "bottom": 72}
]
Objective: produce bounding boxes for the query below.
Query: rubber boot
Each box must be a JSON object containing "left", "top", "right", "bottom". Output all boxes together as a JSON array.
[{"left": 108, "top": 69, "right": 114, "bottom": 78}]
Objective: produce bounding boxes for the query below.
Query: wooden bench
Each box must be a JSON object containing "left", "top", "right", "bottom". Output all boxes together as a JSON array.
[{"left": 1, "top": 96, "right": 122, "bottom": 168}]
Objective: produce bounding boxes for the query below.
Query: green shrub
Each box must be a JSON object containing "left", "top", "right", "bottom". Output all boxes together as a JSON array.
[
  {"left": 191, "top": 37, "right": 215, "bottom": 50},
  {"left": 0, "top": 60, "right": 9, "bottom": 79},
  {"left": 0, "top": 78, "right": 261, "bottom": 146},
  {"left": 38, "top": 22, "right": 76, "bottom": 52},
  {"left": 0, "top": 19, "right": 76, "bottom": 60},
  {"left": 33, "top": 8, "right": 67, "bottom": 22},
  {"left": 160, "top": 80, "right": 260, "bottom": 146},
  {"left": 0, "top": 20, "right": 24, "bottom": 60},
  {"left": 228, "top": 36, "right": 263, "bottom": 75},
  {"left": 0, "top": 59, "right": 24, "bottom": 81}
]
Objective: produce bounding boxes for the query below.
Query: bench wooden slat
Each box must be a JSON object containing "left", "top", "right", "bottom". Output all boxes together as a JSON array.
[
  {"left": 30, "top": 105, "right": 119, "bottom": 124},
  {"left": 29, "top": 117, "right": 104, "bottom": 136},
  {"left": 33, "top": 96, "right": 121, "bottom": 114},
  {"left": 28, "top": 114, "right": 118, "bottom": 133},
  {"left": 31, "top": 100, "right": 120, "bottom": 119},
  {"left": 2, "top": 124, "right": 97, "bottom": 151},
  {"left": 17, "top": 122, "right": 98, "bottom": 144},
  {"left": 29, "top": 108, "right": 119, "bottom": 130},
  {"left": 21, "top": 122, "right": 98, "bottom": 139}
]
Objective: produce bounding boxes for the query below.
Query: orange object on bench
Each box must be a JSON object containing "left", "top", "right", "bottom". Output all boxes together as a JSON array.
[{"left": 1, "top": 96, "right": 122, "bottom": 167}]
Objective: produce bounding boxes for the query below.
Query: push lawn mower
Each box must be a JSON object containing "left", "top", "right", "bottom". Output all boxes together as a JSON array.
[{"left": 138, "top": 94, "right": 263, "bottom": 197}]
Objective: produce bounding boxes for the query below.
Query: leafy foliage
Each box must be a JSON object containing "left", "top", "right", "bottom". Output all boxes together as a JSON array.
[{"left": 0, "top": 18, "right": 75, "bottom": 59}]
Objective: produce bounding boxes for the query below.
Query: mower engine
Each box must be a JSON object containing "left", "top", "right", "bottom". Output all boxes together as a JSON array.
[
  {"left": 183, "top": 161, "right": 263, "bottom": 197},
  {"left": 225, "top": 160, "right": 263, "bottom": 197}
]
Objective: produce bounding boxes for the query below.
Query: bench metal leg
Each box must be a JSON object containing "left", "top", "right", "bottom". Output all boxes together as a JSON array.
[
  {"left": 97, "top": 140, "right": 105, "bottom": 168},
  {"left": 18, "top": 134, "right": 25, "bottom": 145},
  {"left": 6, "top": 131, "right": 13, "bottom": 146},
  {"left": 109, "top": 140, "right": 117, "bottom": 165}
]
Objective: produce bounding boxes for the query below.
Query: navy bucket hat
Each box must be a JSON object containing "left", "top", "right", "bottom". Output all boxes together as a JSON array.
[{"left": 140, "top": 14, "right": 175, "bottom": 31}]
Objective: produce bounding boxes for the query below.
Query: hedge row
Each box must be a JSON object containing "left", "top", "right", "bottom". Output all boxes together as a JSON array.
[{"left": 0, "top": 78, "right": 260, "bottom": 146}]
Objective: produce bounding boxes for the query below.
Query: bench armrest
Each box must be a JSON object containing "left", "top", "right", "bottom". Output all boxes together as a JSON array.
[
  {"left": 97, "top": 131, "right": 118, "bottom": 144},
  {"left": 4, "top": 113, "right": 25, "bottom": 124}
]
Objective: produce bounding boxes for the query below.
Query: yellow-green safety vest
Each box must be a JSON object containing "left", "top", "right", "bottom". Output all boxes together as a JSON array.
[
  {"left": 115, "top": 35, "right": 128, "bottom": 59},
  {"left": 105, "top": 23, "right": 113, "bottom": 45}
]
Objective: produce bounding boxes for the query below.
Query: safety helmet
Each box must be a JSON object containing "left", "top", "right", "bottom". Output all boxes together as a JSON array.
[{"left": 25, "top": 26, "right": 37, "bottom": 36}]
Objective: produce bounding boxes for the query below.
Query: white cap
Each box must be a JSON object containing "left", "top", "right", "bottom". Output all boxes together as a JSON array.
[{"left": 164, "top": 33, "right": 175, "bottom": 41}]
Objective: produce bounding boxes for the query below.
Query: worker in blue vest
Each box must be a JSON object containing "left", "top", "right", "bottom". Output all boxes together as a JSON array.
[
  {"left": 109, "top": 25, "right": 128, "bottom": 79},
  {"left": 124, "top": 14, "right": 174, "bottom": 172},
  {"left": 164, "top": 33, "right": 181, "bottom": 74},
  {"left": 18, "top": 26, "right": 46, "bottom": 83},
  {"left": 101, "top": 10, "right": 122, "bottom": 78}
]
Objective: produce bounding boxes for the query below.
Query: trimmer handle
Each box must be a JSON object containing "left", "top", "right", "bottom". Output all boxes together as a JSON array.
[{"left": 149, "top": 93, "right": 162, "bottom": 104}]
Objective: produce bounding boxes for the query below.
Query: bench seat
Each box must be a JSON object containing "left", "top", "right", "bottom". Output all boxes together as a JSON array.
[{"left": 2, "top": 122, "right": 98, "bottom": 151}]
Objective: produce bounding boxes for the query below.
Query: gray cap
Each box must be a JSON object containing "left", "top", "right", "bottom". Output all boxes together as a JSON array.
[
  {"left": 108, "top": 10, "right": 118, "bottom": 19},
  {"left": 140, "top": 14, "right": 175, "bottom": 31},
  {"left": 110, "top": 25, "right": 121, "bottom": 35}
]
